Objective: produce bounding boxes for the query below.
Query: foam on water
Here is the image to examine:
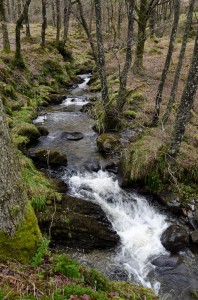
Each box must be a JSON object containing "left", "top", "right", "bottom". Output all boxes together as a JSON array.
[{"left": 64, "top": 170, "right": 168, "bottom": 293}]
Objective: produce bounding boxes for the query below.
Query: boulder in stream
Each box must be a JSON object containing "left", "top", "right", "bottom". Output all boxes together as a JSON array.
[
  {"left": 37, "top": 194, "right": 120, "bottom": 249},
  {"left": 60, "top": 131, "right": 84, "bottom": 141},
  {"left": 49, "top": 94, "right": 66, "bottom": 104},
  {"left": 97, "top": 133, "right": 120, "bottom": 154},
  {"left": 157, "top": 191, "right": 181, "bottom": 213},
  {"left": 161, "top": 224, "right": 189, "bottom": 252},
  {"left": 35, "top": 148, "right": 67, "bottom": 166}
]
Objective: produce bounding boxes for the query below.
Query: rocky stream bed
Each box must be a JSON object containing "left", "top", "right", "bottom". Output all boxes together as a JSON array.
[{"left": 29, "top": 74, "right": 198, "bottom": 300}]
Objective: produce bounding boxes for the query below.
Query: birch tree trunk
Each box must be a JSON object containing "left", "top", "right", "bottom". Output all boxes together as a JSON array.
[
  {"left": 152, "top": 0, "right": 180, "bottom": 126},
  {"left": 0, "top": 99, "right": 41, "bottom": 262},
  {"left": 168, "top": 28, "right": 198, "bottom": 158}
]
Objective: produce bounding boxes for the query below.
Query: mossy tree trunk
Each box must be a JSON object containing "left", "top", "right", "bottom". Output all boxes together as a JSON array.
[
  {"left": 15, "top": 0, "right": 32, "bottom": 63},
  {"left": 0, "top": 99, "right": 41, "bottom": 262},
  {"left": 56, "top": 0, "right": 61, "bottom": 43},
  {"left": 51, "top": 0, "right": 56, "bottom": 27},
  {"left": 162, "top": 0, "right": 196, "bottom": 124},
  {"left": 25, "top": 11, "right": 31, "bottom": 37},
  {"left": 94, "top": 0, "right": 114, "bottom": 131},
  {"left": 0, "top": 0, "right": 11, "bottom": 53},
  {"left": 168, "top": 28, "right": 198, "bottom": 158},
  {"left": 62, "top": 0, "right": 71, "bottom": 48},
  {"left": 152, "top": 0, "right": 180, "bottom": 126},
  {"left": 133, "top": 0, "right": 148, "bottom": 74},
  {"left": 117, "top": 0, "right": 135, "bottom": 110},
  {"left": 41, "top": 0, "right": 47, "bottom": 48}
]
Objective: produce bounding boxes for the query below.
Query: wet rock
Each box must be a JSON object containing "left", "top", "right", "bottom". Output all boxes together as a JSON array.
[
  {"left": 35, "top": 148, "right": 67, "bottom": 166},
  {"left": 195, "top": 204, "right": 198, "bottom": 223},
  {"left": 104, "top": 162, "right": 119, "bottom": 174},
  {"left": 49, "top": 94, "right": 66, "bottom": 104},
  {"left": 161, "top": 224, "right": 189, "bottom": 253},
  {"left": 97, "top": 133, "right": 120, "bottom": 154},
  {"left": 117, "top": 150, "right": 132, "bottom": 187},
  {"left": 191, "top": 229, "right": 198, "bottom": 244},
  {"left": 37, "top": 125, "right": 49, "bottom": 136},
  {"left": 51, "top": 178, "right": 68, "bottom": 193},
  {"left": 152, "top": 255, "right": 180, "bottom": 268},
  {"left": 154, "top": 255, "right": 198, "bottom": 300},
  {"left": 60, "top": 132, "right": 84, "bottom": 141},
  {"left": 85, "top": 161, "right": 101, "bottom": 172},
  {"left": 37, "top": 194, "right": 120, "bottom": 249},
  {"left": 158, "top": 191, "right": 181, "bottom": 213}
]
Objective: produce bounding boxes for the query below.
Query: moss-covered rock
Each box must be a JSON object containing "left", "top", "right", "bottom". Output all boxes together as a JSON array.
[
  {"left": 12, "top": 123, "right": 41, "bottom": 142},
  {"left": 0, "top": 203, "right": 42, "bottom": 263},
  {"left": 35, "top": 148, "right": 67, "bottom": 166},
  {"left": 97, "top": 133, "right": 120, "bottom": 154}
]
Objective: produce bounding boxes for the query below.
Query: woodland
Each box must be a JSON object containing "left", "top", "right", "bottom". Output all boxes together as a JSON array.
[{"left": 0, "top": 0, "right": 198, "bottom": 299}]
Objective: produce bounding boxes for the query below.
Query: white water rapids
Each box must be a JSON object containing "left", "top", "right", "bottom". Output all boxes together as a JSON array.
[{"left": 63, "top": 169, "right": 169, "bottom": 293}]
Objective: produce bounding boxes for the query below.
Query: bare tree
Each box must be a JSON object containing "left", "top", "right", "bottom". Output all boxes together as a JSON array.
[
  {"left": 56, "top": 0, "right": 61, "bottom": 43},
  {"left": 41, "top": 0, "right": 47, "bottom": 47},
  {"left": 15, "top": 0, "right": 32, "bottom": 63},
  {"left": 152, "top": 0, "right": 180, "bottom": 126},
  {"left": 117, "top": 0, "right": 135, "bottom": 110},
  {"left": 168, "top": 28, "right": 198, "bottom": 158},
  {"left": 162, "top": 0, "right": 196, "bottom": 124},
  {"left": 62, "top": 0, "right": 72, "bottom": 48},
  {"left": 0, "top": 0, "right": 11, "bottom": 52}
]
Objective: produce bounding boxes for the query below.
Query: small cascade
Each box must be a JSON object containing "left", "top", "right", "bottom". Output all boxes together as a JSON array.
[{"left": 63, "top": 170, "right": 168, "bottom": 293}]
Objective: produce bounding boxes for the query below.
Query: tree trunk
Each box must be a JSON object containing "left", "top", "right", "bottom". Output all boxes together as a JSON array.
[
  {"left": 17, "top": 0, "right": 22, "bottom": 18},
  {"left": 51, "top": 0, "right": 56, "bottom": 27},
  {"left": 41, "top": 0, "right": 47, "bottom": 47},
  {"left": 0, "top": 99, "right": 41, "bottom": 262},
  {"left": 133, "top": 0, "right": 148, "bottom": 74},
  {"left": 162, "top": 0, "right": 196, "bottom": 124},
  {"left": 56, "top": 0, "right": 61, "bottom": 43},
  {"left": 62, "top": 0, "right": 71, "bottom": 48},
  {"left": 76, "top": 0, "right": 97, "bottom": 63},
  {"left": 0, "top": 0, "right": 11, "bottom": 52},
  {"left": 25, "top": 10, "right": 31, "bottom": 37},
  {"left": 117, "top": 0, "right": 135, "bottom": 110},
  {"left": 152, "top": 0, "right": 180, "bottom": 126},
  {"left": 15, "top": 0, "right": 31, "bottom": 63},
  {"left": 11, "top": 0, "right": 16, "bottom": 22},
  {"left": 168, "top": 28, "right": 198, "bottom": 158},
  {"left": 94, "top": 0, "right": 112, "bottom": 130}
]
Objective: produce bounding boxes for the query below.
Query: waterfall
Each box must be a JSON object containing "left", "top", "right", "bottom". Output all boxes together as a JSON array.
[{"left": 63, "top": 170, "right": 168, "bottom": 293}]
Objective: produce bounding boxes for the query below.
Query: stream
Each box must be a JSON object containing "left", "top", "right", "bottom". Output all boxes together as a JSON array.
[{"left": 32, "top": 74, "right": 198, "bottom": 300}]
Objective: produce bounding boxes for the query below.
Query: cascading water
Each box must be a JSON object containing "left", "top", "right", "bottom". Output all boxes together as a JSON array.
[
  {"left": 33, "top": 74, "right": 198, "bottom": 299},
  {"left": 62, "top": 169, "right": 168, "bottom": 293}
]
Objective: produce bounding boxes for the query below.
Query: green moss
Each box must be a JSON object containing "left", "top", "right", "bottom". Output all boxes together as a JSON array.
[
  {"left": 0, "top": 203, "right": 42, "bottom": 263},
  {"left": 110, "top": 281, "right": 158, "bottom": 300},
  {"left": 0, "top": 81, "right": 18, "bottom": 100},
  {"left": 123, "top": 110, "right": 137, "bottom": 119},
  {"left": 148, "top": 47, "right": 162, "bottom": 55},
  {"left": 12, "top": 123, "right": 40, "bottom": 140}
]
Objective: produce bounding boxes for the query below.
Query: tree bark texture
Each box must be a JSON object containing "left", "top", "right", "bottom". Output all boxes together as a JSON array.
[
  {"left": 62, "top": 0, "right": 71, "bottom": 47},
  {"left": 168, "top": 28, "right": 198, "bottom": 157},
  {"left": 117, "top": 0, "right": 135, "bottom": 110},
  {"left": 15, "top": 0, "right": 31, "bottom": 61},
  {"left": 76, "top": 0, "right": 97, "bottom": 63},
  {"left": 56, "top": 0, "right": 61, "bottom": 42},
  {"left": 162, "top": 0, "right": 196, "bottom": 124},
  {"left": 152, "top": 0, "right": 180, "bottom": 125},
  {"left": 0, "top": 0, "right": 11, "bottom": 52},
  {"left": 0, "top": 99, "right": 27, "bottom": 235},
  {"left": 41, "top": 0, "right": 47, "bottom": 47}
]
